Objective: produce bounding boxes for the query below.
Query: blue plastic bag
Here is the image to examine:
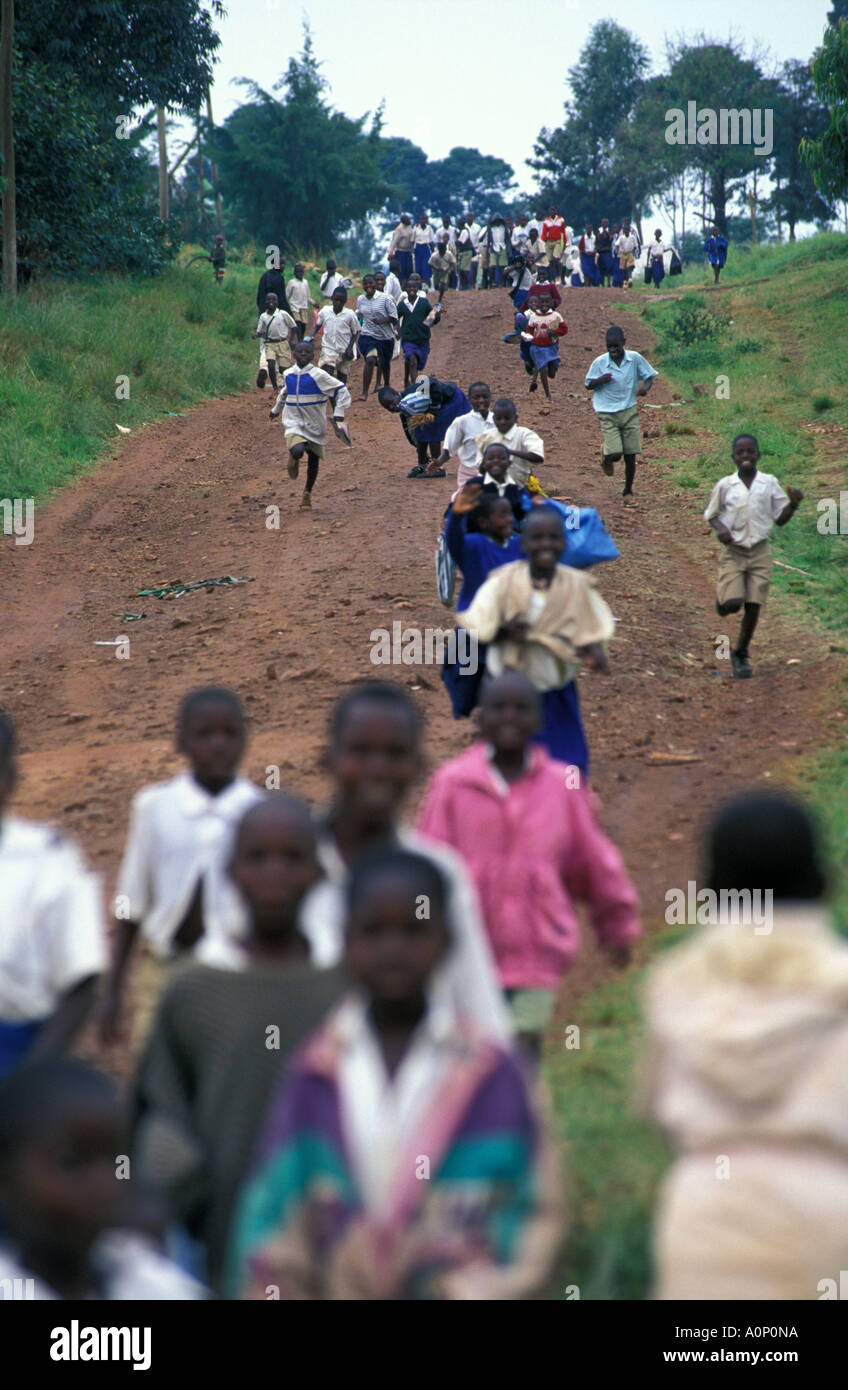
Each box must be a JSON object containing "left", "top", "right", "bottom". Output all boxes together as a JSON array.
[{"left": 543, "top": 502, "right": 619, "bottom": 569}]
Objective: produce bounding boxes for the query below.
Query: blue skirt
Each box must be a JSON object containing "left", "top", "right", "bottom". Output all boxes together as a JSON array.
[
  {"left": 414, "top": 243, "right": 432, "bottom": 280},
  {"left": 612, "top": 256, "right": 623, "bottom": 287},
  {"left": 532, "top": 683, "right": 589, "bottom": 774},
  {"left": 652, "top": 258, "right": 665, "bottom": 284},
  {"left": 396, "top": 250, "right": 413, "bottom": 280},
  {"left": 442, "top": 644, "right": 487, "bottom": 717},
  {"left": 529, "top": 343, "right": 560, "bottom": 369},
  {"left": 414, "top": 388, "right": 471, "bottom": 444},
  {"left": 580, "top": 254, "right": 599, "bottom": 286}
]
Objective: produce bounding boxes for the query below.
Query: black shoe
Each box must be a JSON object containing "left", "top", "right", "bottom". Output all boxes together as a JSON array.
[
  {"left": 407, "top": 464, "right": 427, "bottom": 478},
  {"left": 601, "top": 458, "right": 615, "bottom": 476},
  {"left": 256, "top": 368, "right": 268, "bottom": 389},
  {"left": 731, "top": 650, "right": 752, "bottom": 678}
]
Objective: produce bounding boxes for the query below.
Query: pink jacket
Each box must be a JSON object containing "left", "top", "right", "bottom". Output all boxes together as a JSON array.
[{"left": 416, "top": 743, "right": 641, "bottom": 989}]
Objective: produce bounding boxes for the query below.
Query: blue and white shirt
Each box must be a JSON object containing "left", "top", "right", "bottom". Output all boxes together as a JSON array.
[
  {"left": 270, "top": 363, "right": 352, "bottom": 446},
  {"left": 585, "top": 350, "right": 658, "bottom": 412}
]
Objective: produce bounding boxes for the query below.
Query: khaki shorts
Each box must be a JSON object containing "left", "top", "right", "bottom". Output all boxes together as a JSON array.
[
  {"left": 717, "top": 539, "right": 772, "bottom": 607},
  {"left": 599, "top": 404, "right": 641, "bottom": 455},
  {"left": 318, "top": 350, "right": 346, "bottom": 373},
  {"left": 490, "top": 248, "right": 509, "bottom": 267},
  {"left": 264, "top": 338, "right": 292, "bottom": 367},
  {"left": 285, "top": 432, "right": 323, "bottom": 459},
  {"left": 130, "top": 949, "right": 173, "bottom": 1057},
  {"left": 432, "top": 269, "right": 451, "bottom": 291},
  {"left": 458, "top": 249, "right": 474, "bottom": 271},
  {"left": 546, "top": 238, "right": 564, "bottom": 259},
  {"left": 620, "top": 251, "right": 635, "bottom": 270},
  {"left": 292, "top": 309, "right": 309, "bottom": 327}
]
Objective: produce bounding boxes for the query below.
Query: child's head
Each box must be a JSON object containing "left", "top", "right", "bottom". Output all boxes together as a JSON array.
[
  {"left": 388, "top": 259, "right": 401, "bottom": 277},
  {"left": 468, "top": 381, "right": 491, "bottom": 415},
  {"left": 374, "top": 271, "right": 386, "bottom": 291},
  {"left": 606, "top": 325, "right": 626, "bottom": 359},
  {"left": 400, "top": 214, "right": 412, "bottom": 226},
  {"left": 326, "top": 682, "right": 423, "bottom": 828},
  {"left": 377, "top": 386, "right": 402, "bottom": 412},
  {"left": 229, "top": 794, "right": 320, "bottom": 936},
  {"left": 0, "top": 1059, "right": 124, "bottom": 1260},
  {"left": 585, "top": 223, "right": 593, "bottom": 233},
  {"left": 537, "top": 291, "right": 553, "bottom": 313},
  {"left": 331, "top": 287, "right": 348, "bottom": 312},
  {"left": 601, "top": 218, "right": 609, "bottom": 229},
  {"left": 732, "top": 433, "right": 760, "bottom": 469},
  {"left": 548, "top": 205, "right": 557, "bottom": 217},
  {"left": 215, "top": 235, "right": 224, "bottom": 245},
  {"left": 492, "top": 397, "right": 517, "bottom": 434},
  {"left": 361, "top": 273, "right": 376, "bottom": 298},
  {"left": 294, "top": 262, "right": 305, "bottom": 277},
  {"left": 521, "top": 505, "right": 565, "bottom": 575},
  {"left": 476, "top": 671, "right": 541, "bottom": 754},
  {"left": 177, "top": 686, "right": 246, "bottom": 790},
  {"left": 528, "top": 228, "right": 539, "bottom": 242},
  {"left": 474, "top": 493, "right": 514, "bottom": 541},
  {"left": 293, "top": 338, "right": 315, "bottom": 368},
  {"left": 441, "top": 214, "right": 451, "bottom": 226},
  {"left": 481, "top": 441, "right": 510, "bottom": 482},
  {"left": 325, "top": 259, "right": 336, "bottom": 273},
  {"left": 705, "top": 790, "right": 826, "bottom": 903},
  {"left": 265, "top": 292, "right": 278, "bottom": 311},
  {"left": 406, "top": 273, "right": 423, "bottom": 295},
  {"left": 418, "top": 212, "right": 428, "bottom": 226},
  {"left": 654, "top": 229, "right": 662, "bottom": 239},
  {"left": 345, "top": 848, "right": 450, "bottom": 1009},
  {"left": 0, "top": 712, "right": 16, "bottom": 812}
]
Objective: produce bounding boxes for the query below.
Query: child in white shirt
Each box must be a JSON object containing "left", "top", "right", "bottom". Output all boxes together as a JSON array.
[
  {"left": 0, "top": 716, "right": 105, "bottom": 1078},
  {"left": 97, "top": 687, "right": 261, "bottom": 1051},
  {"left": 315, "top": 287, "right": 360, "bottom": 384},
  {"left": 252, "top": 292, "right": 297, "bottom": 391},
  {"left": 285, "top": 262, "right": 315, "bottom": 339}
]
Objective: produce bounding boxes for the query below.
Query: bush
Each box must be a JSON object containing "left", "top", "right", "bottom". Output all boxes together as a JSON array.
[
  {"left": 661, "top": 296, "right": 729, "bottom": 348},
  {"left": 813, "top": 392, "right": 836, "bottom": 412}
]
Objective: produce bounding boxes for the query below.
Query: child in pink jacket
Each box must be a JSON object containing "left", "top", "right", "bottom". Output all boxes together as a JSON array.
[{"left": 416, "top": 671, "right": 641, "bottom": 1052}]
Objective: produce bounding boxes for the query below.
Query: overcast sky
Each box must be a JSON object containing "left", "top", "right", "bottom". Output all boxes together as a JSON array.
[{"left": 195, "top": 0, "right": 832, "bottom": 189}]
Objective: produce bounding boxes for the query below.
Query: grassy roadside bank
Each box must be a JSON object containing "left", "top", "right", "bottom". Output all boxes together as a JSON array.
[{"left": 550, "top": 234, "right": 848, "bottom": 1301}]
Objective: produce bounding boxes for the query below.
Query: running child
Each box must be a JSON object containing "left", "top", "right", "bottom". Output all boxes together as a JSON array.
[
  {"left": 474, "top": 397, "right": 544, "bottom": 489},
  {"left": 131, "top": 795, "right": 345, "bottom": 1292},
  {"left": 397, "top": 272, "right": 442, "bottom": 386},
  {"left": 465, "top": 442, "right": 533, "bottom": 531},
  {"left": 97, "top": 688, "right": 262, "bottom": 1049},
  {"left": 412, "top": 212, "right": 435, "bottom": 285},
  {"left": 252, "top": 292, "right": 297, "bottom": 391},
  {"left": 585, "top": 326, "right": 657, "bottom": 503},
  {"left": 314, "top": 286, "right": 360, "bottom": 386},
  {"left": 270, "top": 338, "right": 352, "bottom": 511},
  {"left": 0, "top": 1058, "right": 205, "bottom": 1299},
  {"left": 428, "top": 237, "right": 456, "bottom": 305},
  {"left": 520, "top": 290, "right": 568, "bottom": 399},
  {"left": 617, "top": 221, "right": 640, "bottom": 288},
  {"left": 356, "top": 273, "right": 399, "bottom": 400},
  {"left": 382, "top": 262, "right": 403, "bottom": 305},
  {"left": 378, "top": 376, "right": 470, "bottom": 478},
  {"left": 704, "top": 225, "right": 728, "bottom": 285},
  {"left": 387, "top": 213, "right": 415, "bottom": 284},
  {"left": 285, "top": 262, "right": 315, "bottom": 341},
  {"left": 231, "top": 845, "right": 561, "bottom": 1300},
  {"left": 704, "top": 433, "right": 803, "bottom": 678},
  {"left": 320, "top": 259, "right": 349, "bottom": 298},
  {"left": 418, "top": 670, "right": 640, "bottom": 1052},
  {"left": 428, "top": 381, "right": 493, "bottom": 488},
  {"left": 457, "top": 506, "right": 614, "bottom": 773},
  {"left": 0, "top": 714, "right": 104, "bottom": 1079}
]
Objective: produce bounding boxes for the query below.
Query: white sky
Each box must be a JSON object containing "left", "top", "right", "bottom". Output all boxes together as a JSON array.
[{"left": 194, "top": 0, "right": 832, "bottom": 189}]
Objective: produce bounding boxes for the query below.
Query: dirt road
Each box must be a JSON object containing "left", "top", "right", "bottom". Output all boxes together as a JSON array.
[{"left": 1, "top": 285, "right": 838, "bottom": 1015}]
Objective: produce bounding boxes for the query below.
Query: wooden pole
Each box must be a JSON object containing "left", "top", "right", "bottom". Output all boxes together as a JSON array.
[
  {"left": 206, "top": 87, "right": 223, "bottom": 235},
  {"left": 168, "top": 132, "right": 198, "bottom": 178},
  {"left": 1, "top": 0, "right": 17, "bottom": 298},
  {"left": 156, "top": 106, "right": 169, "bottom": 222}
]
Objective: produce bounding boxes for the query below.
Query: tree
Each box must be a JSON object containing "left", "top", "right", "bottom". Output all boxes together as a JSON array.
[
  {"left": 801, "top": 18, "right": 848, "bottom": 204},
  {"left": 214, "top": 32, "right": 386, "bottom": 253},
  {"left": 769, "top": 61, "right": 834, "bottom": 240},
  {"left": 379, "top": 138, "right": 515, "bottom": 219},
  {"left": 531, "top": 20, "right": 650, "bottom": 225}
]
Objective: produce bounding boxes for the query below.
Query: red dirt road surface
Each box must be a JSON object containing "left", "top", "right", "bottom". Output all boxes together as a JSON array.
[{"left": 1, "top": 287, "right": 838, "bottom": 1031}]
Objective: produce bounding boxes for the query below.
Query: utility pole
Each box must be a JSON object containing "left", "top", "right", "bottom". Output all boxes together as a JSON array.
[
  {"left": 156, "top": 106, "right": 169, "bottom": 222},
  {"left": 1, "top": 0, "right": 17, "bottom": 298}
]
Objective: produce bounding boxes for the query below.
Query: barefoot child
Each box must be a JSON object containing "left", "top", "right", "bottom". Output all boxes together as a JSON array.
[
  {"left": 356, "top": 274, "right": 399, "bottom": 399},
  {"left": 428, "top": 237, "right": 456, "bottom": 305},
  {"left": 473, "top": 397, "right": 544, "bottom": 490},
  {"left": 520, "top": 290, "right": 567, "bottom": 399},
  {"left": 457, "top": 506, "right": 614, "bottom": 774},
  {"left": 585, "top": 326, "right": 657, "bottom": 503},
  {"left": 0, "top": 715, "right": 104, "bottom": 1078},
  {"left": 231, "top": 846, "right": 562, "bottom": 1300},
  {"left": 397, "top": 272, "right": 442, "bottom": 386},
  {"left": 252, "top": 292, "right": 297, "bottom": 391},
  {"left": 418, "top": 671, "right": 641, "bottom": 1053},
  {"left": 314, "top": 286, "right": 360, "bottom": 386},
  {"left": 428, "top": 381, "right": 493, "bottom": 488},
  {"left": 270, "top": 338, "right": 352, "bottom": 511},
  {"left": 131, "top": 796, "right": 345, "bottom": 1292},
  {"left": 704, "top": 433, "right": 803, "bottom": 678},
  {"left": 97, "top": 687, "right": 262, "bottom": 1051},
  {"left": 0, "top": 1058, "right": 205, "bottom": 1299}
]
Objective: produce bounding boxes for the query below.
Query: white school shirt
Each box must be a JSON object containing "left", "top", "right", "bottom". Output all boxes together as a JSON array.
[
  {"left": 334, "top": 987, "right": 466, "bottom": 1216},
  {"left": 285, "top": 277, "right": 313, "bottom": 312},
  {"left": 580, "top": 233, "right": 596, "bottom": 254},
  {"left": 648, "top": 239, "right": 667, "bottom": 261},
  {"left": 490, "top": 223, "right": 506, "bottom": 252},
  {"left": 474, "top": 423, "right": 544, "bottom": 487},
  {"left": 319, "top": 271, "right": 346, "bottom": 298},
  {"left": 0, "top": 1232, "right": 207, "bottom": 1300},
  {"left": 357, "top": 290, "right": 398, "bottom": 341},
  {"left": 438, "top": 224, "right": 457, "bottom": 248},
  {"left": 527, "top": 219, "right": 542, "bottom": 236},
  {"left": 512, "top": 225, "right": 529, "bottom": 246},
  {"left": 0, "top": 817, "right": 105, "bottom": 1022},
  {"left": 444, "top": 409, "right": 495, "bottom": 490},
  {"left": 619, "top": 231, "right": 640, "bottom": 255},
  {"left": 255, "top": 308, "right": 296, "bottom": 342},
  {"left": 703, "top": 471, "right": 789, "bottom": 548},
  {"left": 384, "top": 271, "right": 403, "bottom": 304},
  {"left": 115, "top": 773, "right": 262, "bottom": 957},
  {"left": 413, "top": 224, "right": 435, "bottom": 246},
  {"left": 316, "top": 304, "right": 360, "bottom": 356}
]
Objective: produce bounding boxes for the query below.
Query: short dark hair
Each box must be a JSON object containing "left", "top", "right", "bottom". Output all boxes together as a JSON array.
[
  {"left": 732, "top": 433, "right": 759, "bottom": 451},
  {"left": 521, "top": 504, "right": 565, "bottom": 538},
  {"left": 468, "top": 381, "right": 490, "bottom": 396},
  {"left": 493, "top": 397, "right": 516, "bottom": 414},
  {"left": 377, "top": 386, "right": 398, "bottom": 406},
  {"left": 330, "top": 681, "right": 422, "bottom": 744},
  {"left": 178, "top": 686, "right": 245, "bottom": 736},
  {"left": 472, "top": 492, "right": 512, "bottom": 526},
  {"left": 705, "top": 790, "right": 826, "bottom": 902},
  {"left": 346, "top": 846, "right": 448, "bottom": 921},
  {"left": 606, "top": 325, "right": 625, "bottom": 342},
  {"left": 0, "top": 1058, "right": 116, "bottom": 1169}
]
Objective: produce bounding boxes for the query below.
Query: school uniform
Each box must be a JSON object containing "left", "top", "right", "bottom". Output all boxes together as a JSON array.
[
  {"left": 388, "top": 223, "right": 415, "bottom": 281},
  {"left": 456, "top": 225, "right": 476, "bottom": 279},
  {"left": 429, "top": 248, "right": 457, "bottom": 293},
  {"left": 383, "top": 271, "right": 403, "bottom": 305},
  {"left": 704, "top": 471, "right": 789, "bottom": 608},
  {"left": 541, "top": 216, "right": 566, "bottom": 266},
  {"left": 285, "top": 277, "right": 314, "bottom": 329},
  {"left": 397, "top": 289, "right": 437, "bottom": 369},
  {"left": 585, "top": 349, "right": 658, "bottom": 456},
  {"left": 441, "top": 509, "right": 522, "bottom": 716},
  {"left": 474, "top": 422, "right": 544, "bottom": 488},
  {"left": 617, "top": 231, "right": 640, "bottom": 283},
  {"left": 255, "top": 308, "right": 296, "bottom": 370},
  {"left": 0, "top": 1232, "right": 207, "bottom": 1300},
  {"left": 595, "top": 228, "right": 614, "bottom": 281},
  {"left": 256, "top": 268, "right": 291, "bottom": 315},
  {"left": 356, "top": 291, "right": 398, "bottom": 372},
  {"left": 316, "top": 305, "right": 359, "bottom": 372},
  {"left": 521, "top": 309, "right": 567, "bottom": 371},
  {"left": 0, "top": 817, "right": 105, "bottom": 1077},
  {"left": 465, "top": 471, "right": 533, "bottom": 531},
  {"left": 578, "top": 233, "right": 599, "bottom": 286},
  {"left": 412, "top": 223, "right": 435, "bottom": 283},
  {"left": 485, "top": 220, "right": 511, "bottom": 272},
  {"left": 319, "top": 271, "right": 349, "bottom": 299},
  {"left": 704, "top": 233, "right": 728, "bottom": 268},
  {"left": 444, "top": 408, "right": 494, "bottom": 491},
  {"left": 611, "top": 233, "right": 624, "bottom": 286},
  {"left": 648, "top": 239, "right": 668, "bottom": 285},
  {"left": 270, "top": 362, "right": 352, "bottom": 458}
]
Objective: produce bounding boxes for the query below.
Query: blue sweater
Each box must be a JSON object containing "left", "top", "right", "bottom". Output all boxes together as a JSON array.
[{"left": 446, "top": 508, "right": 523, "bottom": 611}]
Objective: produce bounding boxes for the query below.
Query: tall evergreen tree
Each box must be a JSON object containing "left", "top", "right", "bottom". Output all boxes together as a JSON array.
[{"left": 801, "top": 17, "right": 848, "bottom": 203}]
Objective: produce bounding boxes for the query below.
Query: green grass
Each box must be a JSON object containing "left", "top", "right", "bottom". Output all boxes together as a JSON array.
[
  {"left": 0, "top": 246, "right": 331, "bottom": 502},
  {"left": 550, "top": 234, "right": 848, "bottom": 1300}
]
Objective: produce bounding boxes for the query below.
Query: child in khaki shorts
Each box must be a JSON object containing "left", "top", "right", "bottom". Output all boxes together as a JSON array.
[{"left": 705, "top": 433, "right": 803, "bottom": 678}]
